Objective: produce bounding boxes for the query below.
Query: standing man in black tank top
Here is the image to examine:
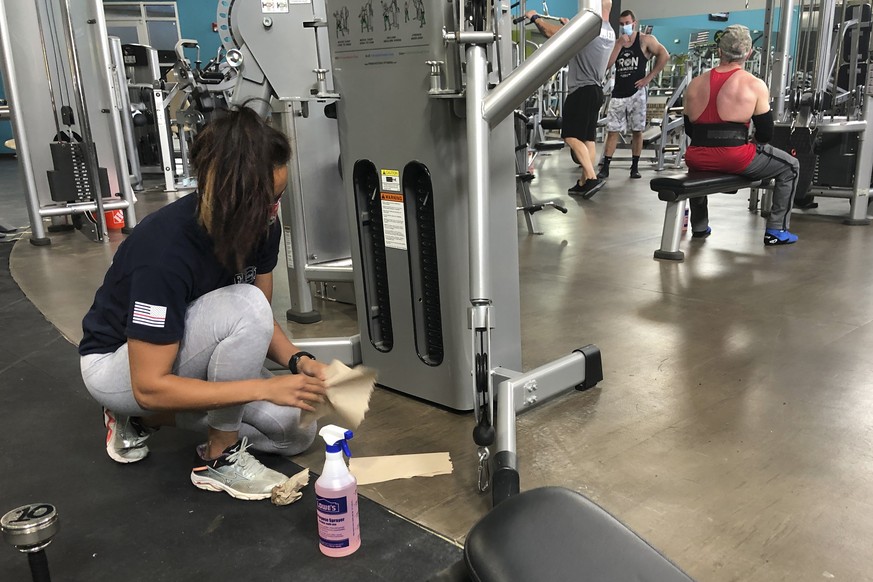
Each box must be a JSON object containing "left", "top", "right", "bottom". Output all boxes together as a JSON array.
[{"left": 599, "top": 10, "right": 668, "bottom": 179}]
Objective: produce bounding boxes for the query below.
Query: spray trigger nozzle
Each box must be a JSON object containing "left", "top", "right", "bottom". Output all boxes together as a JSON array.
[{"left": 319, "top": 425, "right": 354, "bottom": 457}]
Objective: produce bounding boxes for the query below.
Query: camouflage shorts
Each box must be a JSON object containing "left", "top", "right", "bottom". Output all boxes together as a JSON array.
[{"left": 606, "top": 89, "right": 647, "bottom": 133}]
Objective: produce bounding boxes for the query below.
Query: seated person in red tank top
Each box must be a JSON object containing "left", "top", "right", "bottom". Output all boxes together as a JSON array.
[{"left": 683, "top": 25, "right": 799, "bottom": 246}]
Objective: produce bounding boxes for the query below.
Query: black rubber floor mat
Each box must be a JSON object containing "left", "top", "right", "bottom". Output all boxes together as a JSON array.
[{"left": 0, "top": 244, "right": 461, "bottom": 581}]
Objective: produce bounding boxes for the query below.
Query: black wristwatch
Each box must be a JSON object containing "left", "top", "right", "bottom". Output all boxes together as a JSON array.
[
  {"left": 288, "top": 351, "right": 316, "bottom": 374},
  {"left": 529, "top": 14, "right": 540, "bottom": 23}
]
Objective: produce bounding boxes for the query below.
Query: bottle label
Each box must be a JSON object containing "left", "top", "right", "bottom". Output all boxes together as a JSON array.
[{"left": 317, "top": 494, "right": 358, "bottom": 549}]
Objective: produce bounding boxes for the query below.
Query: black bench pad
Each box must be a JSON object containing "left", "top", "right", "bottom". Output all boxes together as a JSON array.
[
  {"left": 540, "top": 116, "right": 562, "bottom": 131},
  {"left": 651, "top": 171, "right": 758, "bottom": 202},
  {"left": 464, "top": 487, "right": 694, "bottom": 582}
]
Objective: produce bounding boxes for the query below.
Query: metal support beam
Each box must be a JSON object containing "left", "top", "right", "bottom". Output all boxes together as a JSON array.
[{"left": 482, "top": 10, "right": 601, "bottom": 127}]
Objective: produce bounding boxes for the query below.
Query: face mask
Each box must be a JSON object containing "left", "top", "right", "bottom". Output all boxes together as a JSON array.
[{"left": 620, "top": 24, "right": 633, "bottom": 36}]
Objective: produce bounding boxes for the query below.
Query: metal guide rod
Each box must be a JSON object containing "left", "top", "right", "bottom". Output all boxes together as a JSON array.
[
  {"left": 0, "top": 2, "right": 47, "bottom": 241},
  {"left": 797, "top": 0, "right": 813, "bottom": 92},
  {"left": 57, "top": 0, "right": 107, "bottom": 240},
  {"left": 34, "top": 0, "right": 61, "bottom": 137},
  {"left": 829, "top": 0, "right": 850, "bottom": 119},
  {"left": 516, "top": 0, "right": 526, "bottom": 65},
  {"left": 813, "top": 0, "right": 835, "bottom": 96},
  {"left": 482, "top": 10, "right": 601, "bottom": 126},
  {"left": 108, "top": 37, "right": 144, "bottom": 193},
  {"left": 771, "top": 0, "right": 795, "bottom": 119},
  {"left": 760, "top": 0, "right": 773, "bottom": 85}
]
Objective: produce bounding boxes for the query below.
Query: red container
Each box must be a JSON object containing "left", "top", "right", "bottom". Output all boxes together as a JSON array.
[{"left": 104, "top": 209, "right": 125, "bottom": 230}]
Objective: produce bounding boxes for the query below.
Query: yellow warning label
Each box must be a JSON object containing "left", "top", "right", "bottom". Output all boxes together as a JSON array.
[
  {"left": 380, "top": 169, "right": 401, "bottom": 192},
  {"left": 380, "top": 192, "right": 404, "bottom": 202}
]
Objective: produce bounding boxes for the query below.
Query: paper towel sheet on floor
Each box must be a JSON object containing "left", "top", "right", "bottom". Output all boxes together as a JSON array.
[
  {"left": 349, "top": 453, "right": 453, "bottom": 485},
  {"left": 300, "top": 360, "right": 376, "bottom": 430}
]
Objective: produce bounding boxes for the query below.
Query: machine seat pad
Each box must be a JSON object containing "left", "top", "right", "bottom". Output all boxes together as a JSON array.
[
  {"left": 651, "top": 172, "right": 760, "bottom": 202},
  {"left": 540, "top": 116, "right": 562, "bottom": 131},
  {"left": 464, "top": 487, "right": 694, "bottom": 582}
]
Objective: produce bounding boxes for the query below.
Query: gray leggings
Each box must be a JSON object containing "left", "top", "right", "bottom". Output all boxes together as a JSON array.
[
  {"left": 80, "top": 284, "right": 316, "bottom": 456},
  {"left": 690, "top": 143, "right": 800, "bottom": 233}
]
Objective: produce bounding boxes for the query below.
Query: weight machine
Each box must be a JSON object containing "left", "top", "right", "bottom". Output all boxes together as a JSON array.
[
  {"left": 216, "top": 0, "right": 356, "bottom": 326},
  {"left": 758, "top": 0, "right": 873, "bottom": 224},
  {"left": 321, "top": 0, "right": 603, "bottom": 503},
  {"left": 0, "top": 0, "right": 137, "bottom": 244}
]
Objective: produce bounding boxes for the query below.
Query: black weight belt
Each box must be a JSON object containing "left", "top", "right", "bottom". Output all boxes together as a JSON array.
[{"left": 690, "top": 122, "right": 749, "bottom": 147}]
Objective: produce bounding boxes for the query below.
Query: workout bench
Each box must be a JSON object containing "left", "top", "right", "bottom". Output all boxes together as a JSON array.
[
  {"left": 651, "top": 172, "right": 761, "bottom": 261},
  {"left": 431, "top": 487, "right": 694, "bottom": 582}
]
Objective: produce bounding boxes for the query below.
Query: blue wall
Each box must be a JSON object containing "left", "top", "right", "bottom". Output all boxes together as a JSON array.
[
  {"left": 174, "top": 0, "right": 222, "bottom": 57},
  {"left": 641, "top": 8, "right": 800, "bottom": 54},
  {"left": 0, "top": 76, "right": 11, "bottom": 155},
  {"left": 521, "top": 0, "right": 579, "bottom": 20},
  {"left": 102, "top": 0, "right": 222, "bottom": 57}
]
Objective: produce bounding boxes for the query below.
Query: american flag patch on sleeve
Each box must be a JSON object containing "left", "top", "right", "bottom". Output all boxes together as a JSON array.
[{"left": 131, "top": 301, "right": 168, "bottom": 328}]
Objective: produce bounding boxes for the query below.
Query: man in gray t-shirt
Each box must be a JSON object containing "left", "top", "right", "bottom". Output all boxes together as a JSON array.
[{"left": 526, "top": 0, "right": 615, "bottom": 199}]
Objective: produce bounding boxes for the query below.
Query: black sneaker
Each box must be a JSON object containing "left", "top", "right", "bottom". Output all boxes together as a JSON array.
[
  {"left": 691, "top": 226, "right": 712, "bottom": 239},
  {"left": 569, "top": 178, "right": 605, "bottom": 199},
  {"left": 597, "top": 165, "right": 610, "bottom": 179},
  {"left": 630, "top": 168, "right": 642, "bottom": 179}
]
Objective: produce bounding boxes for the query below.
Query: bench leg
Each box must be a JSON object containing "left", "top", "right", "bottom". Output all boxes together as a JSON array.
[{"left": 654, "top": 200, "right": 685, "bottom": 261}]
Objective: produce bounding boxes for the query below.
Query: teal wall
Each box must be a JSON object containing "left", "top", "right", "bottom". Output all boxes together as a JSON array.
[
  {"left": 102, "top": 0, "right": 222, "bottom": 57},
  {"left": 641, "top": 8, "right": 800, "bottom": 55},
  {"left": 173, "top": 0, "right": 222, "bottom": 57},
  {"left": 521, "top": 0, "right": 580, "bottom": 20},
  {"left": 0, "top": 77, "right": 11, "bottom": 155}
]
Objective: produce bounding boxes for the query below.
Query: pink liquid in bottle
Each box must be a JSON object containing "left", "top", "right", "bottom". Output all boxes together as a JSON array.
[{"left": 315, "top": 440, "right": 361, "bottom": 557}]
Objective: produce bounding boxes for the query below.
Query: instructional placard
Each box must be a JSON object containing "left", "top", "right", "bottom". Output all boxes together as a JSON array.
[
  {"left": 283, "top": 226, "right": 295, "bottom": 269},
  {"left": 380, "top": 169, "right": 401, "bottom": 192},
  {"left": 380, "top": 192, "right": 407, "bottom": 250},
  {"left": 261, "top": 0, "right": 290, "bottom": 13}
]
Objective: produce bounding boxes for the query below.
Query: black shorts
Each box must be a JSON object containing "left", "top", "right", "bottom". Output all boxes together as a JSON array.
[{"left": 561, "top": 85, "right": 603, "bottom": 142}]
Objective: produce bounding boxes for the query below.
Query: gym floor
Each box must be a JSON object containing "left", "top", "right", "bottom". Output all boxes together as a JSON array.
[{"left": 4, "top": 146, "right": 873, "bottom": 581}]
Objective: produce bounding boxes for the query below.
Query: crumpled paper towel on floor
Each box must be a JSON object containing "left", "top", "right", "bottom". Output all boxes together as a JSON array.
[{"left": 271, "top": 467, "right": 311, "bottom": 506}]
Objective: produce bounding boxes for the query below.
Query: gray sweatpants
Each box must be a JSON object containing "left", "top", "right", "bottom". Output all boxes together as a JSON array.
[
  {"left": 80, "top": 284, "right": 316, "bottom": 456},
  {"left": 690, "top": 143, "right": 799, "bottom": 233}
]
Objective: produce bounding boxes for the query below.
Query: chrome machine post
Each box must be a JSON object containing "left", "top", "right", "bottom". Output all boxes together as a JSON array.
[
  {"left": 57, "top": 0, "right": 108, "bottom": 240},
  {"left": 0, "top": 1, "right": 48, "bottom": 243},
  {"left": 771, "top": 0, "right": 796, "bottom": 120},
  {"left": 466, "top": 6, "right": 602, "bottom": 503},
  {"left": 109, "top": 37, "right": 144, "bottom": 194},
  {"left": 846, "top": 71, "right": 873, "bottom": 225}
]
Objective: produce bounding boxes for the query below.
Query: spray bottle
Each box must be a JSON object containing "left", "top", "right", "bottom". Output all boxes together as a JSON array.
[{"left": 315, "top": 425, "right": 361, "bottom": 557}]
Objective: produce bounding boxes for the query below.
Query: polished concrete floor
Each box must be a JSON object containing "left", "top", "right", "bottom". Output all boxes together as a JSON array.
[{"left": 5, "top": 148, "right": 873, "bottom": 581}]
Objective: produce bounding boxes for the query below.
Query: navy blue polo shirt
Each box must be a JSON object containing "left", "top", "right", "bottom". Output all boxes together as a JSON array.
[{"left": 79, "top": 193, "right": 281, "bottom": 356}]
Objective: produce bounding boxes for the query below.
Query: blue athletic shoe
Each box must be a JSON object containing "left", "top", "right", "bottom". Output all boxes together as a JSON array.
[{"left": 764, "top": 228, "right": 798, "bottom": 246}]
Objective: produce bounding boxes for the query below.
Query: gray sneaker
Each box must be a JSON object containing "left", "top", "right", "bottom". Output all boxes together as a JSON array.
[
  {"left": 103, "top": 408, "right": 152, "bottom": 464},
  {"left": 190, "top": 437, "right": 288, "bottom": 501}
]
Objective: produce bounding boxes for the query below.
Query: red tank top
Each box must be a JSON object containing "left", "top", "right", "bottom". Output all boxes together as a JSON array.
[{"left": 685, "top": 68, "right": 756, "bottom": 173}]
